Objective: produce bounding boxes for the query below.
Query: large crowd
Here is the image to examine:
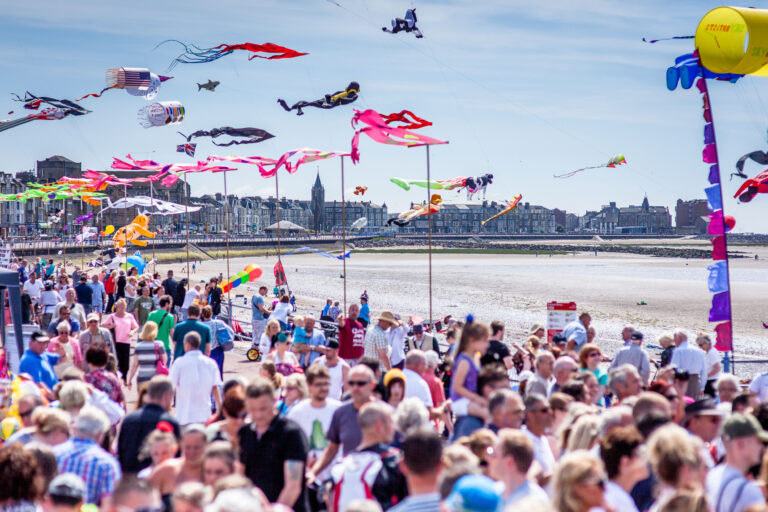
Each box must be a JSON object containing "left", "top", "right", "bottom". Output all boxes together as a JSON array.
[{"left": 3, "top": 256, "right": 768, "bottom": 512}]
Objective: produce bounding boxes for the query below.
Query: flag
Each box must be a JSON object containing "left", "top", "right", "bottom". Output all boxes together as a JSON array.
[
  {"left": 176, "top": 143, "right": 196, "bottom": 157},
  {"left": 274, "top": 260, "right": 286, "bottom": 286}
]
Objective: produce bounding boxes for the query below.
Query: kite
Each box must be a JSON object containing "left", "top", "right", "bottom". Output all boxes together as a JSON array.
[
  {"left": 112, "top": 214, "right": 156, "bottom": 249},
  {"left": 553, "top": 155, "right": 627, "bottom": 179},
  {"left": 354, "top": 186, "right": 367, "bottom": 196},
  {"left": 464, "top": 174, "right": 494, "bottom": 200},
  {"left": 205, "top": 148, "right": 349, "bottom": 178},
  {"left": 278, "top": 82, "right": 360, "bottom": 116},
  {"left": 390, "top": 173, "right": 494, "bottom": 200},
  {"left": 98, "top": 196, "right": 201, "bottom": 216},
  {"left": 666, "top": 52, "right": 742, "bottom": 91},
  {"left": 178, "top": 127, "right": 274, "bottom": 146},
  {"left": 351, "top": 109, "right": 447, "bottom": 164},
  {"left": 219, "top": 264, "right": 263, "bottom": 293},
  {"left": 110, "top": 155, "right": 236, "bottom": 187},
  {"left": 283, "top": 247, "right": 351, "bottom": 260},
  {"left": 382, "top": 110, "right": 432, "bottom": 130},
  {"left": 157, "top": 41, "right": 308, "bottom": 70},
  {"left": 0, "top": 93, "right": 90, "bottom": 134},
  {"left": 48, "top": 209, "right": 63, "bottom": 224},
  {"left": 733, "top": 169, "right": 768, "bottom": 203},
  {"left": 386, "top": 194, "right": 443, "bottom": 227},
  {"left": 382, "top": 8, "right": 423, "bottom": 38},
  {"left": 138, "top": 101, "right": 184, "bottom": 128},
  {"left": 733, "top": 151, "right": 768, "bottom": 179},
  {"left": 75, "top": 213, "right": 93, "bottom": 223},
  {"left": 481, "top": 195, "right": 523, "bottom": 225},
  {"left": 177, "top": 143, "right": 197, "bottom": 157},
  {"left": 76, "top": 227, "right": 98, "bottom": 243},
  {"left": 77, "top": 68, "right": 173, "bottom": 101},
  {"left": 642, "top": 35, "right": 694, "bottom": 44},
  {"left": 695, "top": 7, "right": 768, "bottom": 77},
  {"left": 198, "top": 80, "right": 219, "bottom": 92},
  {"left": 350, "top": 217, "right": 368, "bottom": 230}
]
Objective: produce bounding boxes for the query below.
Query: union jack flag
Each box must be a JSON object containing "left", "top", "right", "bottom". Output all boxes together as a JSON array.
[{"left": 176, "top": 143, "right": 196, "bottom": 157}]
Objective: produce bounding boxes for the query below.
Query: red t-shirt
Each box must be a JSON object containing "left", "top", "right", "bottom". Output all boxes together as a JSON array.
[
  {"left": 104, "top": 275, "right": 115, "bottom": 294},
  {"left": 338, "top": 319, "right": 365, "bottom": 360}
]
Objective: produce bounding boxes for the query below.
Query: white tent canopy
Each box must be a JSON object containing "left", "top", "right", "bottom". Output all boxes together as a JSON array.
[{"left": 264, "top": 220, "right": 308, "bottom": 232}]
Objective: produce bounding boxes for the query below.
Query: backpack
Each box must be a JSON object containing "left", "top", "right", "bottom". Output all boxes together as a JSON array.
[
  {"left": 214, "top": 320, "right": 235, "bottom": 352},
  {"left": 330, "top": 451, "right": 383, "bottom": 512}
]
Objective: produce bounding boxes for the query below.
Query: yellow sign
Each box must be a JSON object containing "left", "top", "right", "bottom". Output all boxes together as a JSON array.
[{"left": 696, "top": 6, "right": 768, "bottom": 76}]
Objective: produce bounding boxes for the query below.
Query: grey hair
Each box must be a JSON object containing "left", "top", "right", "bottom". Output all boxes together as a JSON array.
[
  {"left": 534, "top": 350, "right": 555, "bottom": 369},
  {"left": 73, "top": 406, "right": 109, "bottom": 438},
  {"left": 673, "top": 329, "right": 688, "bottom": 341},
  {"left": 598, "top": 405, "right": 633, "bottom": 438},
  {"left": 696, "top": 333, "right": 712, "bottom": 348},
  {"left": 424, "top": 350, "right": 440, "bottom": 369},
  {"left": 394, "top": 397, "right": 429, "bottom": 434},
  {"left": 405, "top": 349, "right": 426, "bottom": 368},
  {"left": 715, "top": 373, "right": 740, "bottom": 390},
  {"left": 524, "top": 393, "right": 547, "bottom": 411},
  {"left": 553, "top": 356, "right": 577, "bottom": 373},
  {"left": 358, "top": 401, "right": 393, "bottom": 431},
  {"left": 608, "top": 364, "right": 640, "bottom": 395},
  {"left": 58, "top": 380, "right": 89, "bottom": 412},
  {"left": 206, "top": 488, "right": 262, "bottom": 512},
  {"left": 488, "top": 388, "right": 517, "bottom": 415}
]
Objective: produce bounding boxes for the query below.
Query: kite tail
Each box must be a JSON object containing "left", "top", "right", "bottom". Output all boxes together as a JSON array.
[
  {"left": 177, "top": 131, "right": 191, "bottom": 142},
  {"left": 553, "top": 168, "right": 588, "bottom": 178},
  {"left": 276, "top": 99, "right": 292, "bottom": 112},
  {"left": 75, "top": 84, "right": 119, "bottom": 102},
  {"left": 642, "top": 35, "right": 694, "bottom": 43}
]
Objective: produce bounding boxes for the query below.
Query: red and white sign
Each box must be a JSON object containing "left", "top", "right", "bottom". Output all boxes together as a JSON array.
[{"left": 546, "top": 301, "right": 577, "bottom": 342}]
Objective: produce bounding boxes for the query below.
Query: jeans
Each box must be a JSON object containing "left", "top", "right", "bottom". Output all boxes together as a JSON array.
[{"left": 210, "top": 346, "right": 224, "bottom": 378}]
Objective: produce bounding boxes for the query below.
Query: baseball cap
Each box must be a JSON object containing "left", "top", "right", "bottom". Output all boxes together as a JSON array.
[
  {"left": 685, "top": 398, "right": 726, "bottom": 417},
  {"left": 86, "top": 313, "right": 100, "bottom": 323},
  {"left": 48, "top": 473, "right": 86, "bottom": 502},
  {"left": 327, "top": 339, "right": 340, "bottom": 349},
  {"left": 447, "top": 474, "right": 502, "bottom": 512},
  {"left": 630, "top": 331, "right": 644, "bottom": 341},
  {"left": 721, "top": 413, "right": 768, "bottom": 442}
]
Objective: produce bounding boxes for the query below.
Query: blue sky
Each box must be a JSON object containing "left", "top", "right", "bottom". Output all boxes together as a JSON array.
[{"left": 2, "top": 0, "right": 768, "bottom": 232}]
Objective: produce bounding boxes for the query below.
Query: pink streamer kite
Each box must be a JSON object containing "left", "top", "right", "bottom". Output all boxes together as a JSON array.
[
  {"left": 206, "top": 148, "right": 350, "bottom": 178},
  {"left": 111, "top": 155, "right": 236, "bottom": 187},
  {"left": 350, "top": 109, "right": 447, "bottom": 164}
]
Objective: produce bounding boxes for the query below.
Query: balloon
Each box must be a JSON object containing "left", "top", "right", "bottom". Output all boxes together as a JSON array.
[
  {"left": 102, "top": 225, "right": 115, "bottom": 235},
  {"left": 725, "top": 215, "right": 735, "bottom": 232},
  {"left": 219, "top": 264, "right": 262, "bottom": 292}
]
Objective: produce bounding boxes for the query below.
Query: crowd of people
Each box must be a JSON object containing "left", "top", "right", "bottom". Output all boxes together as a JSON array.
[{"left": 2, "top": 259, "right": 768, "bottom": 512}]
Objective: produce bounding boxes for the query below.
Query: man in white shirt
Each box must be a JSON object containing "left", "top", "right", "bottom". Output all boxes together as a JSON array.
[
  {"left": 488, "top": 428, "right": 549, "bottom": 508},
  {"left": 522, "top": 393, "right": 555, "bottom": 481},
  {"left": 169, "top": 331, "right": 222, "bottom": 425},
  {"left": 314, "top": 340, "right": 350, "bottom": 401},
  {"left": 388, "top": 314, "right": 407, "bottom": 370},
  {"left": 180, "top": 284, "right": 201, "bottom": 320},
  {"left": 669, "top": 329, "right": 707, "bottom": 399},
  {"left": 23, "top": 272, "right": 44, "bottom": 304},
  {"left": 402, "top": 350, "right": 434, "bottom": 408},
  {"left": 526, "top": 351, "right": 554, "bottom": 398}
]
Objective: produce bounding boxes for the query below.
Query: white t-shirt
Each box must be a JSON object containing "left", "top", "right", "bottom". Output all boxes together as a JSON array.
[
  {"left": 389, "top": 325, "right": 407, "bottom": 366},
  {"left": 522, "top": 425, "right": 555, "bottom": 473},
  {"left": 749, "top": 373, "right": 768, "bottom": 402},
  {"left": 403, "top": 368, "right": 434, "bottom": 407},
  {"left": 602, "top": 481, "right": 639, "bottom": 512},
  {"left": 315, "top": 356, "right": 347, "bottom": 400},
  {"left": 268, "top": 302, "right": 293, "bottom": 324},
  {"left": 169, "top": 349, "right": 223, "bottom": 425},
  {"left": 182, "top": 289, "right": 199, "bottom": 309},
  {"left": 706, "top": 464, "right": 764, "bottom": 512},
  {"left": 705, "top": 348, "right": 722, "bottom": 381},
  {"left": 287, "top": 398, "right": 342, "bottom": 480},
  {"left": 23, "top": 279, "right": 43, "bottom": 301}
]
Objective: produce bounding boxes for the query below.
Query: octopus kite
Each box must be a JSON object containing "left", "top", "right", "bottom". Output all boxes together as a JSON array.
[
  {"left": 354, "top": 186, "right": 367, "bottom": 196},
  {"left": 178, "top": 127, "right": 274, "bottom": 146},
  {"left": 554, "top": 155, "right": 627, "bottom": 179},
  {"left": 386, "top": 194, "right": 442, "bottom": 227},
  {"left": 734, "top": 169, "right": 768, "bottom": 203},
  {"left": 382, "top": 9, "right": 423, "bottom": 38},
  {"left": 157, "top": 41, "right": 308, "bottom": 70},
  {"left": 277, "top": 82, "right": 359, "bottom": 116},
  {"left": 481, "top": 195, "right": 523, "bottom": 225},
  {"left": 113, "top": 214, "right": 157, "bottom": 249}
]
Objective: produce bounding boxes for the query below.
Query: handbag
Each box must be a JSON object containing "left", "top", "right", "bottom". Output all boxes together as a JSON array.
[{"left": 154, "top": 342, "right": 169, "bottom": 375}]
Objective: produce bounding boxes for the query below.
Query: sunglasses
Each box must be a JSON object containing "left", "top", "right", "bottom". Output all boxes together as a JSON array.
[
  {"left": 347, "top": 380, "right": 370, "bottom": 387},
  {"left": 588, "top": 352, "right": 601, "bottom": 358},
  {"left": 533, "top": 406, "right": 551, "bottom": 414},
  {"left": 584, "top": 478, "right": 606, "bottom": 490},
  {"left": 19, "top": 408, "right": 34, "bottom": 417}
]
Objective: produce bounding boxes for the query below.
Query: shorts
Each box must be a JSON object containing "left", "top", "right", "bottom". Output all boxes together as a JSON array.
[{"left": 452, "top": 397, "right": 470, "bottom": 416}]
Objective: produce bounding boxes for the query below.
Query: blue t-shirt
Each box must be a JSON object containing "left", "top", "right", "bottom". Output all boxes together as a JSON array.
[
  {"left": 251, "top": 294, "right": 266, "bottom": 320},
  {"left": 359, "top": 303, "right": 370, "bottom": 323},
  {"left": 19, "top": 350, "right": 59, "bottom": 389},
  {"left": 298, "top": 328, "right": 327, "bottom": 367},
  {"left": 88, "top": 282, "right": 106, "bottom": 306}
]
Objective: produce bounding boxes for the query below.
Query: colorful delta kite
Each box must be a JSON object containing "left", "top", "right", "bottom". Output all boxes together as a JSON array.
[
  {"left": 98, "top": 196, "right": 201, "bottom": 216},
  {"left": 219, "top": 264, "right": 263, "bottom": 293},
  {"left": 283, "top": 247, "right": 351, "bottom": 259},
  {"left": 278, "top": 82, "right": 360, "bottom": 116},
  {"left": 177, "top": 143, "right": 197, "bottom": 157},
  {"left": 390, "top": 173, "right": 494, "bottom": 200},
  {"left": 206, "top": 148, "right": 350, "bottom": 178},
  {"left": 666, "top": 52, "right": 742, "bottom": 91},
  {"left": 78, "top": 68, "right": 173, "bottom": 101},
  {"left": 382, "top": 8, "right": 423, "bottom": 38},
  {"left": 157, "top": 41, "right": 308, "bottom": 70},
  {"left": 0, "top": 93, "right": 90, "bottom": 134},
  {"left": 138, "top": 101, "right": 184, "bottom": 128},
  {"left": 481, "top": 195, "right": 523, "bottom": 225},
  {"left": 386, "top": 194, "right": 443, "bottom": 227},
  {"left": 178, "top": 127, "right": 275, "bottom": 146},
  {"left": 553, "top": 155, "right": 627, "bottom": 179},
  {"left": 382, "top": 110, "right": 432, "bottom": 130},
  {"left": 351, "top": 109, "right": 447, "bottom": 164},
  {"left": 112, "top": 214, "right": 156, "bottom": 249},
  {"left": 354, "top": 186, "right": 367, "bottom": 196}
]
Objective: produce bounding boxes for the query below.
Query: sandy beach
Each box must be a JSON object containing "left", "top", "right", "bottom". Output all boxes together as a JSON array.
[{"left": 154, "top": 248, "right": 768, "bottom": 378}]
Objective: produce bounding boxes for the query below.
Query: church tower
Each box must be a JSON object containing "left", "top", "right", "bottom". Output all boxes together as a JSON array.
[{"left": 310, "top": 171, "right": 325, "bottom": 233}]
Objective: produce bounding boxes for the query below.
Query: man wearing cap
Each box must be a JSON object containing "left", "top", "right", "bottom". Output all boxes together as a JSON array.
[
  {"left": 684, "top": 398, "right": 726, "bottom": 467},
  {"left": 364, "top": 311, "right": 396, "bottom": 373},
  {"left": 359, "top": 292, "right": 370, "bottom": 328},
  {"left": 44, "top": 474, "right": 86, "bottom": 512},
  {"left": 706, "top": 413, "right": 768, "bottom": 512},
  {"left": 314, "top": 339, "right": 350, "bottom": 401},
  {"left": 19, "top": 331, "right": 59, "bottom": 393},
  {"left": 79, "top": 313, "right": 116, "bottom": 360},
  {"left": 337, "top": 303, "right": 365, "bottom": 365},
  {"left": 407, "top": 324, "right": 440, "bottom": 355},
  {"left": 609, "top": 331, "right": 651, "bottom": 385},
  {"left": 446, "top": 474, "right": 502, "bottom": 512}
]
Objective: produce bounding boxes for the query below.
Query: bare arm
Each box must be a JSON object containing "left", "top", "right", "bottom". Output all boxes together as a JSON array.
[
  {"left": 308, "top": 442, "right": 340, "bottom": 484},
  {"left": 378, "top": 349, "right": 391, "bottom": 371},
  {"left": 126, "top": 354, "right": 139, "bottom": 389},
  {"left": 452, "top": 358, "right": 485, "bottom": 404},
  {"left": 277, "top": 460, "right": 304, "bottom": 506},
  {"left": 212, "top": 384, "right": 221, "bottom": 413}
]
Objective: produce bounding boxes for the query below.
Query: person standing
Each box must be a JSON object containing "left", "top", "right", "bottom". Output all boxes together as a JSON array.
[
  {"left": 251, "top": 286, "right": 270, "bottom": 345},
  {"left": 162, "top": 270, "right": 178, "bottom": 306},
  {"left": 126, "top": 321, "right": 169, "bottom": 391},
  {"left": 669, "top": 329, "right": 707, "bottom": 399},
  {"left": 79, "top": 313, "right": 116, "bottom": 360},
  {"left": 201, "top": 305, "right": 233, "bottom": 378},
  {"left": 19, "top": 331, "right": 59, "bottom": 394},
  {"left": 297, "top": 314, "right": 327, "bottom": 368},
  {"left": 609, "top": 331, "right": 651, "bottom": 386},
  {"left": 522, "top": 393, "right": 555, "bottom": 482},
  {"left": 131, "top": 285, "right": 155, "bottom": 327},
  {"left": 208, "top": 277, "right": 222, "bottom": 317},
  {"left": 101, "top": 299, "right": 139, "bottom": 384},
  {"left": 338, "top": 304, "right": 365, "bottom": 365},
  {"left": 314, "top": 340, "right": 350, "bottom": 401},
  {"left": 697, "top": 333, "right": 722, "bottom": 397},
  {"left": 169, "top": 331, "right": 222, "bottom": 426},
  {"left": 104, "top": 270, "right": 117, "bottom": 313},
  {"left": 480, "top": 320, "right": 512, "bottom": 369},
  {"left": 171, "top": 304, "right": 211, "bottom": 360},
  {"left": 54, "top": 289, "right": 87, "bottom": 332},
  {"left": 563, "top": 311, "right": 591, "bottom": 353},
  {"left": 358, "top": 292, "right": 370, "bottom": 328},
  {"left": 39, "top": 280, "right": 59, "bottom": 330},
  {"left": 147, "top": 295, "right": 176, "bottom": 363},
  {"left": 239, "top": 378, "right": 309, "bottom": 512},
  {"left": 364, "top": 311, "right": 396, "bottom": 373},
  {"left": 180, "top": 284, "right": 201, "bottom": 321},
  {"left": 88, "top": 274, "right": 107, "bottom": 314},
  {"left": 22, "top": 271, "right": 43, "bottom": 305},
  {"left": 407, "top": 324, "right": 440, "bottom": 355},
  {"left": 388, "top": 314, "right": 407, "bottom": 370},
  {"left": 526, "top": 351, "right": 555, "bottom": 398},
  {"left": 73, "top": 276, "right": 92, "bottom": 313},
  {"left": 388, "top": 430, "right": 443, "bottom": 512},
  {"left": 487, "top": 429, "right": 549, "bottom": 508}
]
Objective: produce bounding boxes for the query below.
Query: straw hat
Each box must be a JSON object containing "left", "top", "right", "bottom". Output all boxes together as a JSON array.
[
  {"left": 528, "top": 323, "right": 545, "bottom": 334},
  {"left": 377, "top": 310, "right": 399, "bottom": 326}
]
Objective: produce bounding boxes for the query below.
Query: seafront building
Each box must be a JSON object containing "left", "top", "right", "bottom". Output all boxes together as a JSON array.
[{"left": 0, "top": 155, "right": 693, "bottom": 237}]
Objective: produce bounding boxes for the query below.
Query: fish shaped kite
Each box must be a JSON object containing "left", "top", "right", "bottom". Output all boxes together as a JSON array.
[
  {"left": 382, "top": 110, "right": 432, "bottom": 130},
  {"left": 278, "top": 82, "right": 359, "bottom": 116},
  {"left": 178, "top": 127, "right": 274, "bottom": 146},
  {"left": 350, "top": 217, "right": 368, "bottom": 230},
  {"left": 554, "top": 155, "right": 627, "bottom": 179},
  {"left": 386, "top": 194, "right": 443, "bottom": 227},
  {"left": 157, "top": 41, "right": 308, "bottom": 70},
  {"left": 113, "top": 214, "right": 156, "bottom": 248},
  {"left": 382, "top": 8, "right": 423, "bottom": 38},
  {"left": 354, "top": 186, "right": 367, "bottom": 196},
  {"left": 0, "top": 93, "right": 90, "bottom": 134},
  {"left": 138, "top": 101, "right": 184, "bottom": 128},
  {"left": 197, "top": 80, "right": 219, "bottom": 92},
  {"left": 390, "top": 173, "right": 494, "bottom": 200},
  {"left": 351, "top": 109, "right": 447, "bottom": 164},
  {"left": 481, "top": 195, "right": 523, "bottom": 225},
  {"left": 283, "top": 247, "right": 351, "bottom": 260},
  {"left": 99, "top": 196, "right": 201, "bottom": 216}
]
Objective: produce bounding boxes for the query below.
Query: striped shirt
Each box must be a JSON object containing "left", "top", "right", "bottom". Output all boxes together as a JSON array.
[
  {"left": 56, "top": 437, "right": 121, "bottom": 504},
  {"left": 364, "top": 324, "right": 389, "bottom": 371},
  {"left": 135, "top": 340, "right": 162, "bottom": 384},
  {"left": 389, "top": 492, "right": 440, "bottom": 512}
]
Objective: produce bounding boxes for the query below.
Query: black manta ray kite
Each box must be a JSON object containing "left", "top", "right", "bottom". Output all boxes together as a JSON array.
[{"left": 178, "top": 127, "right": 275, "bottom": 146}]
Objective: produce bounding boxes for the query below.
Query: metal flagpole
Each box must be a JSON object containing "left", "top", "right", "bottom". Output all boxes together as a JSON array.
[
  {"left": 274, "top": 171, "right": 288, "bottom": 291},
  {"left": 340, "top": 156, "right": 347, "bottom": 313},
  {"left": 184, "top": 174, "right": 190, "bottom": 282},
  {"left": 223, "top": 172, "right": 232, "bottom": 326},
  {"left": 426, "top": 145, "right": 433, "bottom": 330},
  {"left": 150, "top": 181, "right": 156, "bottom": 271}
]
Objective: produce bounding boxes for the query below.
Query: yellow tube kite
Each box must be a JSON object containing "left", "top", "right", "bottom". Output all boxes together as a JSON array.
[{"left": 696, "top": 7, "right": 768, "bottom": 76}]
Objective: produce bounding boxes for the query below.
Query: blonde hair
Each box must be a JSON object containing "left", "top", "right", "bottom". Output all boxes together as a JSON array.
[
  {"left": 114, "top": 298, "right": 127, "bottom": 310},
  {"left": 657, "top": 332, "right": 674, "bottom": 349},
  {"left": 659, "top": 490, "right": 710, "bottom": 512},
  {"left": 140, "top": 428, "right": 178, "bottom": 462},
  {"left": 265, "top": 319, "right": 280, "bottom": 334},
  {"left": 283, "top": 373, "right": 308, "bottom": 400},
  {"left": 696, "top": 333, "right": 712, "bottom": 349},
  {"left": 558, "top": 402, "right": 598, "bottom": 453},
  {"left": 647, "top": 424, "right": 704, "bottom": 487},
  {"left": 566, "top": 414, "right": 600, "bottom": 452},
  {"left": 140, "top": 321, "right": 159, "bottom": 341},
  {"left": 552, "top": 450, "right": 606, "bottom": 512}
]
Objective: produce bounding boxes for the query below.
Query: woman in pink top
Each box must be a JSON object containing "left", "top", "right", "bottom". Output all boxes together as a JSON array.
[
  {"left": 101, "top": 298, "right": 138, "bottom": 384},
  {"left": 48, "top": 321, "right": 83, "bottom": 375}
]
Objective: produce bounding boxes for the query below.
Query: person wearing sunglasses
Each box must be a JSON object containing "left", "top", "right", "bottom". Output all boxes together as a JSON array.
[
  {"left": 523, "top": 393, "right": 556, "bottom": 485},
  {"left": 578, "top": 343, "right": 608, "bottom": 406},
  {"left": 552, "top": 449, "right": 609, "bottom": 512}
]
